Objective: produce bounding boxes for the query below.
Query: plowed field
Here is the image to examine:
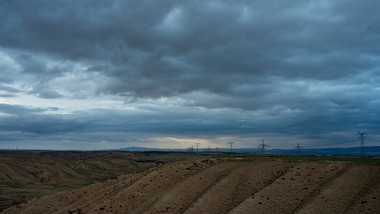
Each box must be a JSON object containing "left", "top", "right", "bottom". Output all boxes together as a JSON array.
[{"left": 2, "top": 159, "right": 379, "bottom": 214}]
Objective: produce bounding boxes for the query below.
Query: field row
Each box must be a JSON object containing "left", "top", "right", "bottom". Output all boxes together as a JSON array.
[{"left": 3, "top": 159, "right": 379, "bottom": 214}]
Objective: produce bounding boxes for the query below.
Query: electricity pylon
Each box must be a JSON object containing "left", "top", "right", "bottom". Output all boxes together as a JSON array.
[
  {"left": 357, "top": 131, "right": 367, "bottom": 157},
  {"left": 258, "top": 140, "right": 270, "bottom": 155},
  {"left": 195, "top": 143, "right": 200, "bottom": 152},
  {"left": 227, "top": 141, "right": 235, "bottom": 153},
  {"left": 294, "top": 143, "right": 303, "bottom": 156}
]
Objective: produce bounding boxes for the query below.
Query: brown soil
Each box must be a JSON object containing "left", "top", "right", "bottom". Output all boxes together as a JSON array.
[
  {"left": 0, "top": 156, "right": 156, "bottom": 211},
  {"left": 184, "top": 161, "right": 294, "bottom": 214},
  {"left": 296, "top": 165, "right": 380, "bottom": 214},
  {"left": 2, "top": 159, "right": 379, "bottom": 214}
]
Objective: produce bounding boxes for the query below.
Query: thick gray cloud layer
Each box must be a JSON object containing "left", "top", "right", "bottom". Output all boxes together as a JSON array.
[{"left": 0, "top": 0, "right": 379, "bottom": 149}]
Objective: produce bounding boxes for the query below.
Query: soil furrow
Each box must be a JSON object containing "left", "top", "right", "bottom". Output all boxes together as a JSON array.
[
  {"left": 2, "top": 159, "right": 379, "bottom": 214},
  {"left": 86, "top": 159, "right": 220, "bottom": 213},
  {"left": 295, "top": 165, "right": 377, "bottom": 214},
  {"left": 345, "top": 166, "right": 380, "bottom": 214},
  {"left": 184, "top": 161, "right": 294, "bottom": 214},
  {"left": 63, "top": 173, "right": 145, "bottom": 213},
  {"left": 3, "top": 173, "right": 143, "bottom": 214},
  {"left": 230, "top": 162, "right": 348, "bottom": 214},
  {"left": 141, "top": 161, "right": 239, "bottom": 214}
]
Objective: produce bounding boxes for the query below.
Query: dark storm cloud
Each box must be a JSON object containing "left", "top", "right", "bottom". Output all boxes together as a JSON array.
[
  {"left": 0, "top": 103, "right": 45, "bottom": 116},
  {"left": 0, "top": 102, "right": 376, "bottom": 139},
  {"left": 0, "top": 85, "right": 20, "bottom": 93},
  {"left": 0, "top": 105, "right": 248, "bottom": 146},
  {"left": 1, "top": 0, "right": 380, "bottom": 99},
  {"left": 0, "top": 104, "right": 83, "bottom": 134},
  {"left": 0, "top": 0, "right": 379, "bottom": 148}
]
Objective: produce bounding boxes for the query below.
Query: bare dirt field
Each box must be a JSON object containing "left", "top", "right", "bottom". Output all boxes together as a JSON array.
[
  {"left": 0, "top": 150, "right": 206, "bottom": 211},
  {"left": 1, "top": 154, "right": 379, "bottom": 214}
]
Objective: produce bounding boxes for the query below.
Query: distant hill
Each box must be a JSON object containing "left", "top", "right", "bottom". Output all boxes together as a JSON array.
[{"left": 122, "top": 146, "right": 380, "bottom": 157}]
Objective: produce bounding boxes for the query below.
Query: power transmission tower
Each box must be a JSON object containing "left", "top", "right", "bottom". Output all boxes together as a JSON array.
[
  {"left": 294, "top": 143, "right": 303, "bottom": 156},
  {"left": 227, "top": 142, "right": 235, "bottom": 153},
  {"left": 195, "top": 143, "right": 200, "bottom": 152},
  {"left": 357, "top": 131, "right": 367, "bottom": 157},
  {"left": 258, "top": 140, "right": 270, "bottom": 155}
]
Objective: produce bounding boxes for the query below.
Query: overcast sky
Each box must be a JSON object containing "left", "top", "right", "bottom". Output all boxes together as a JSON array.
[{"left": 0, "top": 0, "right": 379, "bottom": 150}]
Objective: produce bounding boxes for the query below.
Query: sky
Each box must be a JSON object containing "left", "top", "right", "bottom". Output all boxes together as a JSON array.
[{"left": 0, "top": 0, "right": 379, "bottom": 150}]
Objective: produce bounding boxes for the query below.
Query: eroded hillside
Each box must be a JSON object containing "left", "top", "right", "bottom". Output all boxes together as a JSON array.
[
  {"left": 2, "top": 158, "right": 379, "bottom": 214},
  {"left": 0, "top": 153, "right": 156, "bottom": 211}
]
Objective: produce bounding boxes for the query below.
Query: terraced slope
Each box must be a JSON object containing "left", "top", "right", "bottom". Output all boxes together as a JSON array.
[{"left": 2, "top": 159, "right": 379, "bottom": 214}]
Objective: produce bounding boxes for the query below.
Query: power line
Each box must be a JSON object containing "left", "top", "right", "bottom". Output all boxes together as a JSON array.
[
  {"left": 195, "top": 143, "right": 200, "bottom": 152},
  {"left": 227, "top": 141, "right": 236, "bottom": 153},
  {"left": 302, "top": 140, "right": 357, "bottom": 148},
  {"left": 258, "top": 140, "right": 270, "bottom": 155},
  {"left": 357, "top": 130, "right": 367, "bottom": 157},
  {"left": 294, "top": 143, "right": 303, "bottom": 156}
]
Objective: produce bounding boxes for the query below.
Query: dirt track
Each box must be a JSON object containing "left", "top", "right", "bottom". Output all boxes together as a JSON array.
[{"left": 2, "top": 159, "right": 379, "bottom": 214}]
